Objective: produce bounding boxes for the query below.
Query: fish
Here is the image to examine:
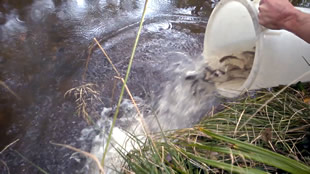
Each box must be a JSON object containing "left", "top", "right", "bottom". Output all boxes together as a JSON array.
[
  {"left": 205, "top": 69, "right": 228, "bottom": 83},
  {"left": 220, "top": 55, "right": 245, "bottom": 70},
  {"left": 188, "top": 50, "right": 254, "bottom": 91},
  {"left": 241, "top": 51, "right": 255, "bottom": 70},
  {"left": 224, "top": 64, "right": 242, "bottom": 73},
  {"left": 219, "top": 55, "right": 239, "bottom": 63},
  {"left": 228, "top": 69, "right": 250, "bottom": 79},
  {"left": 203, "top": 66, "right": 226, "bottom": 81},
  {"left": 242, "top": 51, "right": 255, "bottom": 56}
]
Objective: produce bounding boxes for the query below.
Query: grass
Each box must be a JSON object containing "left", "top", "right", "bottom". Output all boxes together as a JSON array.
[
  {"left": 66, "top": 2, "right": 310, "bottom": 173},
  {"left": 58, "top": 0, "right": 310, "bottom": 173},
  {"left": 65, "top": 83, "right": 102, "bottom": 125},
  {"left": 51, "top": 141, "right": 104, "bottom": 173},
  {"left": 0, "top": 80, "right": 21, "bottom": 100},
  {"left": 59, "top": 0, "right": 152, "bottom": 171},
  {"left": 100, "top": 0, "right": 151, "bottom": 167},
  {"left": 59, "top": 6, "right": 310, "bottom": 174},
  {"left": 1, "top": 0, "right": 309, "bottom": 174},
  {"left": 0, "top": 139, "right": 19, "bottom": 174},
  {"left": 119, "top": 88, "right": 310, "bottom": 174},
  {"left": 1, "top": 139, "right": 49, "bottom": 174},
  {"left": 58, "top": 0, "right": 153, "bottom": 172},
  {"left": 13, "top": 150, "right": 49, "bottom": 174}
]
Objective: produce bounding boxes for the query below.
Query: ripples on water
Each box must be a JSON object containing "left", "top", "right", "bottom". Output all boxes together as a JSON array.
[
  {"left": 0, "top": 0, "right": 219, "bottom": 173},
  {"left": 80, "top": 17, "right": 223, "bottom": 172},
  {"left": 81, "top": 53, "right": 220, "bottom": 174}
]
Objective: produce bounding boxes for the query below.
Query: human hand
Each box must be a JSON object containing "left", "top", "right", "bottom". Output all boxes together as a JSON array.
[{"left": 258, "top": 0, "right": 298, "bottom": 30}]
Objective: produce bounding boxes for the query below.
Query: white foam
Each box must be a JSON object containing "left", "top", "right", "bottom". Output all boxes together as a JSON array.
[{"left": 80, "top": 98, "right": 146, "bottom": 174}]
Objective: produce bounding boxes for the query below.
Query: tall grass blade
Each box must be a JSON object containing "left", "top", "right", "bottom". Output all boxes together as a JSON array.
[
  {"left": 101, "top": 0, "right": 150, "bottom": 166},
  {"left": 200, "top": 128, "right": 310, "bottom": 174},
  {"left": 184, "top": 151, "right": 267, "bottom": 174}
]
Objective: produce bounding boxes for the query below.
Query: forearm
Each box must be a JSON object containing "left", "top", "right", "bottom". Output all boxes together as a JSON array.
[
  {"left": 258, "top": 0, "right": 310, "bottom": 43},
  {"left": 283, "top": 9, "right": 310, "bottom": 44}
]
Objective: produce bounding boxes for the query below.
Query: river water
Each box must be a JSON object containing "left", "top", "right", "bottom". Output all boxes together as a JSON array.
[
  {"left": 1, "top": 0, "right": 309, "bottom": 173},
  {"left": 0, "top": 0, "right": 219, "bottom": 173}
]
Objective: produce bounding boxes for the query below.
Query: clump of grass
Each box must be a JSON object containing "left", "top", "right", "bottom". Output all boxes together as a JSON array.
[
  {"left": 65, "top": 83, "right": 102, "bottom": 125},
  {"left": 198, "top": 89, "right": 310, "bottom": 160},
  {"left": 119, "top": 88, "right": 310, "bottom": 173}
]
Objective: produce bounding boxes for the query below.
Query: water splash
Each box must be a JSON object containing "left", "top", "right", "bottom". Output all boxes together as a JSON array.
[
  {"left": 81, "top": 53, "right": 221, "bottom": 173},
  {"left": 147, "top": 54, "right": 219, "bottom": 131}
]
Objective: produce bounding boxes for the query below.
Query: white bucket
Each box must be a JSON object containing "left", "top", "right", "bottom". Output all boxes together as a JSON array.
[{"left": 203, "top": 0, "right": 310, "bottom": 98}]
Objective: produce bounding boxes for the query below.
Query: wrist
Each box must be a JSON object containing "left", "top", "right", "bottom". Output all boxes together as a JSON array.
[{"left": 282, "top": 8, "right": 301, "bottom": 32}]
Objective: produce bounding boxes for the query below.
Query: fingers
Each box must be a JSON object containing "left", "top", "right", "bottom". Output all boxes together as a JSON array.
[
  {"left": 258, "top": 0, "right": 266, "bottom": 13},
  {"left": 258, "top": 13, "right": 264, "bottom": 25},
  {"left": 258, "top": 14, "right": 280, "bottom": 30},
  {"left": 258, "top": 3, "right": 265, "bottom": 13}
]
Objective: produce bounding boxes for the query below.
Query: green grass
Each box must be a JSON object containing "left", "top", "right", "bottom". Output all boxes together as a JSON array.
[
  {"left": 101, "top": 0, "right": 151, "bottom": 167},
  {"left": 119, "top": 88, "right": 310, "bottom": 174},
  {"left": 57, "top": 0, "right": 310, "bottom": 172}
]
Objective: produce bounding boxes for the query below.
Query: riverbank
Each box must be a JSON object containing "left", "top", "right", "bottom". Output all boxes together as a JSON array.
[{"left": 120, "top": 87, "right": 310, "bottom": 173}]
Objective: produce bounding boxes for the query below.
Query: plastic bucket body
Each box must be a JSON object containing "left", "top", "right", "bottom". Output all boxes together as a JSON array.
[{"left": 203, "top": 0, "right": 310, "bottom": 98}]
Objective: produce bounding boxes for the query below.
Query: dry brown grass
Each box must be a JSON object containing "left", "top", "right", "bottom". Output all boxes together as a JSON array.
[
  {"left": 0, "top": 81, "right": 21, "bottom": 100},
  {"left": 65, "top": 83, "right": 102, "bottom": 124}
]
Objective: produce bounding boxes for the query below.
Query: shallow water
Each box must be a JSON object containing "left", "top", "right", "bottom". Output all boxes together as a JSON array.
[
  {"left": 81, "top": 15, "right": 221, "bottom": 173},
  {"left": 0, "top": 0, "right": 218, "bottom": 173},
  {"left": 81, "top": 52, "right": 220, "bottom": 173}
]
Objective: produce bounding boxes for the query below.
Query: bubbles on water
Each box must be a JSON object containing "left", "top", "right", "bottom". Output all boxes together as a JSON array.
[
  {"left": 80, "top": 52, "right": 222, "bottom": 174},
  {"left": 144, "top": 22, "right": 172, "bottom": 32},
  {"left": 0, "top": 10, "right": 27, "bottom": 41},
  {"left": 80, "top": 97, "right": 147, "bottom": 174},
  {"left": 0, "top": 0, "right": 214, "bottom": 173},
  {"left": 30, "top": 0, "right": 55, "bottom": 23},
  {"left": 75, "top": 11, "right": 210, "bottom": 174},
  {"left": 174, "top": 6, "right": 196, "bottom": 15},
  {"left": 146, "top": 54, "right": 219, "bottom": 131}
]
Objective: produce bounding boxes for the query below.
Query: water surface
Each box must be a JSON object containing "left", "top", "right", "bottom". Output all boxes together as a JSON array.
[{"left": 0, "top": 0, "right": 216, "bottom": 173}]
